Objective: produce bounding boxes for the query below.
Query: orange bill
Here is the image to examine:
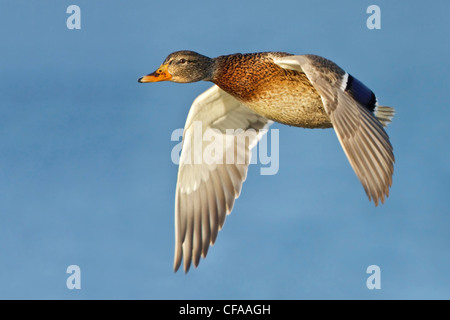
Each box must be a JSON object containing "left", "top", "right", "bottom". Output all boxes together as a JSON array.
[{"left": 138, "top": 64, "right": 172, "bottom": 83}]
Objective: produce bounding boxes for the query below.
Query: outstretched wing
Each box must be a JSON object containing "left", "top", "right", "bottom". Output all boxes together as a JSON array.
[
  {"left": 174, "top": 85, "right": 271, "bottom": 272},
  {"left": 274, "top": 55, "right": 394, "bottom": 206}
]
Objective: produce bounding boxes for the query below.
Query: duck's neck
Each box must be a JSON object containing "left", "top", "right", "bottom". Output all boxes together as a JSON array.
[
  {"left": 208, "top": 53, "right": 260, "bottom": 99},
  {"left": 208, "top": 55, "right": 235, "bottom": 83},
  {"left": 199, "top": 57, "right": 219, "bottom": 82}
]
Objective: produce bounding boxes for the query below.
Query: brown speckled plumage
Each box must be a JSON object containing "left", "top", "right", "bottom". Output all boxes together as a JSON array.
[{"left": 212, "top": 52, "right": 332, "bottom": 128}]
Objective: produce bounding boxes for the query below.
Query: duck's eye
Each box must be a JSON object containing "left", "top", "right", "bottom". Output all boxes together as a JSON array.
[{"left": 178, "top": 58, "right": 186, "bottom": 64}]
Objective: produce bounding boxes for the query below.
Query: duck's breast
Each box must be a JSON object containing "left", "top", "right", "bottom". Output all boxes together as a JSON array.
[{"left": 213, "top": 52, "right": 332, "bottom": 129}]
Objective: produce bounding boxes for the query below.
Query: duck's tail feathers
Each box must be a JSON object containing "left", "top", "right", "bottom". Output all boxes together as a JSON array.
[{"left": 374, "top": 105, "right": 395, "bottom": 127}]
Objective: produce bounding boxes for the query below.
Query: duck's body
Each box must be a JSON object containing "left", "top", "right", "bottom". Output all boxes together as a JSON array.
[
  {"left": 139, "top": 51, "right": 395, "bottom": 273},
  {"left": 212, "top": 52, "right": 331, "bottom": 128}
]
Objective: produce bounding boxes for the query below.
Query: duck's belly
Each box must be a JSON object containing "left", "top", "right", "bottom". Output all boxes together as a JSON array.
[
  {"left": 230, "top": 68, "right": 332, "bottom": 128},
  {"left": 245, "top": 87, "right": 332, "bottom": 128}
]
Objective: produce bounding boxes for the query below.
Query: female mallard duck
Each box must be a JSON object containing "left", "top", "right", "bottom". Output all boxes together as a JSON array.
[{"left": 138, "top": 51, "right": 395, "bottom": 273}]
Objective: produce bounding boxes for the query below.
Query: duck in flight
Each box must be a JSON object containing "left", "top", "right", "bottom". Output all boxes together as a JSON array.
[{"left": 138, "top": 51, "right": 395, "bottom": 273}]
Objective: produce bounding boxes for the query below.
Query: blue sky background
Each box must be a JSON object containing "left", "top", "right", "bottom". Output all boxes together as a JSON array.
[{"left": 0, "top": 0, "right": 449, "bottom": 299}]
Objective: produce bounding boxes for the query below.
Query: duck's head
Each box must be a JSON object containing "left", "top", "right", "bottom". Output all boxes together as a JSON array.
[{"left": 138, "top": 51, "right": 214, "bottom": 83}]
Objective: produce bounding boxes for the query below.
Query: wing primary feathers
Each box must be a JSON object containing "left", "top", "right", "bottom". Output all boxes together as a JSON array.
[
  {"left": 205, "top": 177, "right": 219, "bottom": 245},
  {"left": 182, "top": 195, "right": 194, "bottom": 273},
  {"left": 199, "top": 183, "right": 211, "bottom": 258},
  {"left": 192, "top": 188, "right": 202, "bottom": 268},
  {"left": 209, "top": 168, "right": 228, "bottom": 230}
]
